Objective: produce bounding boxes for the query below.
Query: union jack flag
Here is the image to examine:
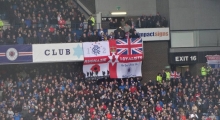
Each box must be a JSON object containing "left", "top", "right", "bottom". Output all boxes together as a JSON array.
[
  {"left": 116, "top": 38, "right": 142, "bottom": 55},
  {"left": 171, "top": 71, "right": 181, "bottom": 79}
]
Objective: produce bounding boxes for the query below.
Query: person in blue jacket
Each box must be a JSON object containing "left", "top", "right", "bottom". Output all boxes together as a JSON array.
[
  {"left": 13, "top": 112, "right": 22, "bottom": 120},
  {"left": 16, "top": 34, "right": 24, "bottom": 44}
]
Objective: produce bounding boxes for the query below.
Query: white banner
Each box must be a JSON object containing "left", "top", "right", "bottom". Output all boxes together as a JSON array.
[
  {"left": 33, "top": 43, "right": 84, "bottom": 62},
  {"left": 108, "top": 28, "right": 170, "bottom": 41},
  {"left": 116, "top": 62, "right": 142, "bottom": 78},
  {"left": 83, "top": 63, "right": 109, "bottom": 78},
  {"left": 83, "top": 41, "right": 110, "bottom": 57},
  {"left": 206, "top": 55, "right": 220, "bottom": 64}
]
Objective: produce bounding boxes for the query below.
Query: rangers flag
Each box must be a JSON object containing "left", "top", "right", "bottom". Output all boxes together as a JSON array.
[
  {"left": 0, "top": 45, "right": 33, "bottom": 64},
  {"left": 82, "top": 38, "right": 143, "bottom": 79}
]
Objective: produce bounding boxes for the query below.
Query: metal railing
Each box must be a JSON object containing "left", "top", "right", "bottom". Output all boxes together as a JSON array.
[{"left": 1, "top": 22, "right": 103, "bottom": 30}]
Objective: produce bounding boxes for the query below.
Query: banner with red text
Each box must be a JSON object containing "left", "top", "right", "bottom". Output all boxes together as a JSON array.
[
  {"left": 83, "top": 41, "right": 110, "bottom": 78},
  {"left": 206, "top": 55, "right": 220, "bottom": 68},
  {"left": 108, "top": 38, "right": 143, "bottom": 78},
  {"left": 83, "top": 38, "right": 143, "bottom": 79}
]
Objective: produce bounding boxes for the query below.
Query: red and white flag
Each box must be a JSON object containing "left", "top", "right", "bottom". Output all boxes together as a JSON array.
[
  {"left": 83, "top": 41, "right": 110, "bottom": 78},
  {"left": 170, "top": 71, "right": 180, "bottom": 79},
  {"left": 109, "top": 38, "right": 143, "bottom": 78},
  {"left": 82, "top": 38, "right": 143, "bottom": 79}
]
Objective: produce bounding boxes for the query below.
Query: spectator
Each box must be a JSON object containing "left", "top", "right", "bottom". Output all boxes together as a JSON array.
[
  {"left": 16, "top": 34, "right": 24, "bottom": 44},
  {"left": 88, "top": 14, "right": 95, "bottom": 30},
  {"left": 79, "top": 33, "right": 89, "bottom": 42},
  {"left": 66, "top": 33, "right": 72, "bottom": 43},
  {"left": 0, "top": 19, "right": 3, "bottom": 30},
  {"left": 71, "top": 32, "right": 78, "bottom": 42},
  {"left": 46, "top": 34, "right": 52, "bottom": 43},
  {"left": 120, "top": 19, "right": 125, "bottom": 29},
  {"left": 58, "top": 17, "right": 66, "bottom": 29},
  {"left": 184, "top": 68, "right": 191, "bottom": 79},
  {"left": 161, "top": 17, "right": 168, "bottom": 27},
  {"left": 114, "top": 19, "right": 120, "bottom": 29},
  {"left": 130, "top": 30, "right": 140, "bottom": 38},
  {"left": 65, "top": 18, "right": 71, "bottom": 28},
  {"left": 109, "top": 19, "right": 114, "bottom": 29},
  {"left": 39, "top": 34, "right": 46, "bottom": 43},
  {"left": 124, "top": 23, "right": 131, "bottom": 33},
  {"left": 141, "top": 18, "right": 146, "bottom": 28},
  {"left": 89, "top": 32, "right": 99, "bottom": 42},
  {"left": 136, "top": 18, "right": 141, "bottom": 28},
  {"left": 129, "top": 26, "right": 136, "bottom": 35},
  {"left": 25, "top": 34, "right": 32, "bottom": 44}
]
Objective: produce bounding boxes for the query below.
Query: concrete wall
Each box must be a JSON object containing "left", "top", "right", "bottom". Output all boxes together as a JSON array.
[
  {"left": 95, "top": 0, "right": 156, "bottom": 17},
  {"left": 169, "top": 0, "right": 220, "bottom": 30},
  {"left": 142, "top": 41, "right": 169, "bottom": 82},
  {"left": 156, "top": 0, "right": 169, "bottom": 21}
]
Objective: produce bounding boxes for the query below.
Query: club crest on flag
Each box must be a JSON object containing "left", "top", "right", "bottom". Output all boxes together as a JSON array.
[
  {"left": 92, "top": 45, "right": 100, "bottom": 55},
  {"left": 6, "top": 48, "right": 18, "bottom": 61}
]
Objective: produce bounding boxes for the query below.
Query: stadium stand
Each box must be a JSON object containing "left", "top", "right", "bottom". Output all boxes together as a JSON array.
[
  {"left": 0, "top": 0, "right": 220, "bottom": 120},
  {"left": 0, "top": 0, "right": 168, "bottom": 45},
  {"left": 0, "top": 63, "right": 220, "bottom": 120}
]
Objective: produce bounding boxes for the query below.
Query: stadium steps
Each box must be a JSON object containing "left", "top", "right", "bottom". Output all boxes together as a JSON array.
[
  {"left": 78, "top": 0, "right": 96, "bottom": 14},
  {"left": 72, "top": 0, "right": 90, "bottom": 18},
  {"left": 73, "top": 0, "right": 99, "bottom": 29}
]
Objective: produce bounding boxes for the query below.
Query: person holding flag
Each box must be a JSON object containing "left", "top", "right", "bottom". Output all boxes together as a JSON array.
[{"left": 170, "top": 71, "right": 180, "bottom": 87}]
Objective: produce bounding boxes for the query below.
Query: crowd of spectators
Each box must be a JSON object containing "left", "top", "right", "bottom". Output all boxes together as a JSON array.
[
  {"left": 0, "top": 0, "right": 169, "bottom": 45},
  {"left": 0, "top": 0, "right": 100, "bottom": 44},
  {"left": 0, "top": 62, "right": 220, "bottom": 120},
  {"left": 109, "top": 13, "right": 168, "bottom": 29}
]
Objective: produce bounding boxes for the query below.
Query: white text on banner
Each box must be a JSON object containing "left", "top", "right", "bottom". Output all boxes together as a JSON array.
[
  {"left": 108, "top": 28, "right": 170, "bottom": 41},
  {"left": 33, "top": 43, "right": 84, "bottom": 62}
]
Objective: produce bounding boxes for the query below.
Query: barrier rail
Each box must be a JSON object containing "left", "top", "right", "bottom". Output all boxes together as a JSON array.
[{"left": 1, "top": 22, "right": 103, "bottom": 30}]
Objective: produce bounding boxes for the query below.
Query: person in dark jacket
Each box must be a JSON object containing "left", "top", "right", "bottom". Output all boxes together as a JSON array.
[
  {"left": 39, "top": 34, "right": 46, "bottom": 43},
  {"left": 79, "top": 33, "right": 89, "bottom": 42},
  {"left": 72, "top": 32, "right": 78, "bottom": 42},
  {"left": 89, "top": 32, "right": 99, "bottom": 42},
  {"left": 141, "top": 19, "right": 146, "bottom": 28},
  {"left": 130, "top": 30, "right": 140, "bottom": 38},
  {"left": 25, "top": 34, "right": 32, "bottom": 44},
  {"left": 184, "top": 69, "right": 191, "bottom": 80}
]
